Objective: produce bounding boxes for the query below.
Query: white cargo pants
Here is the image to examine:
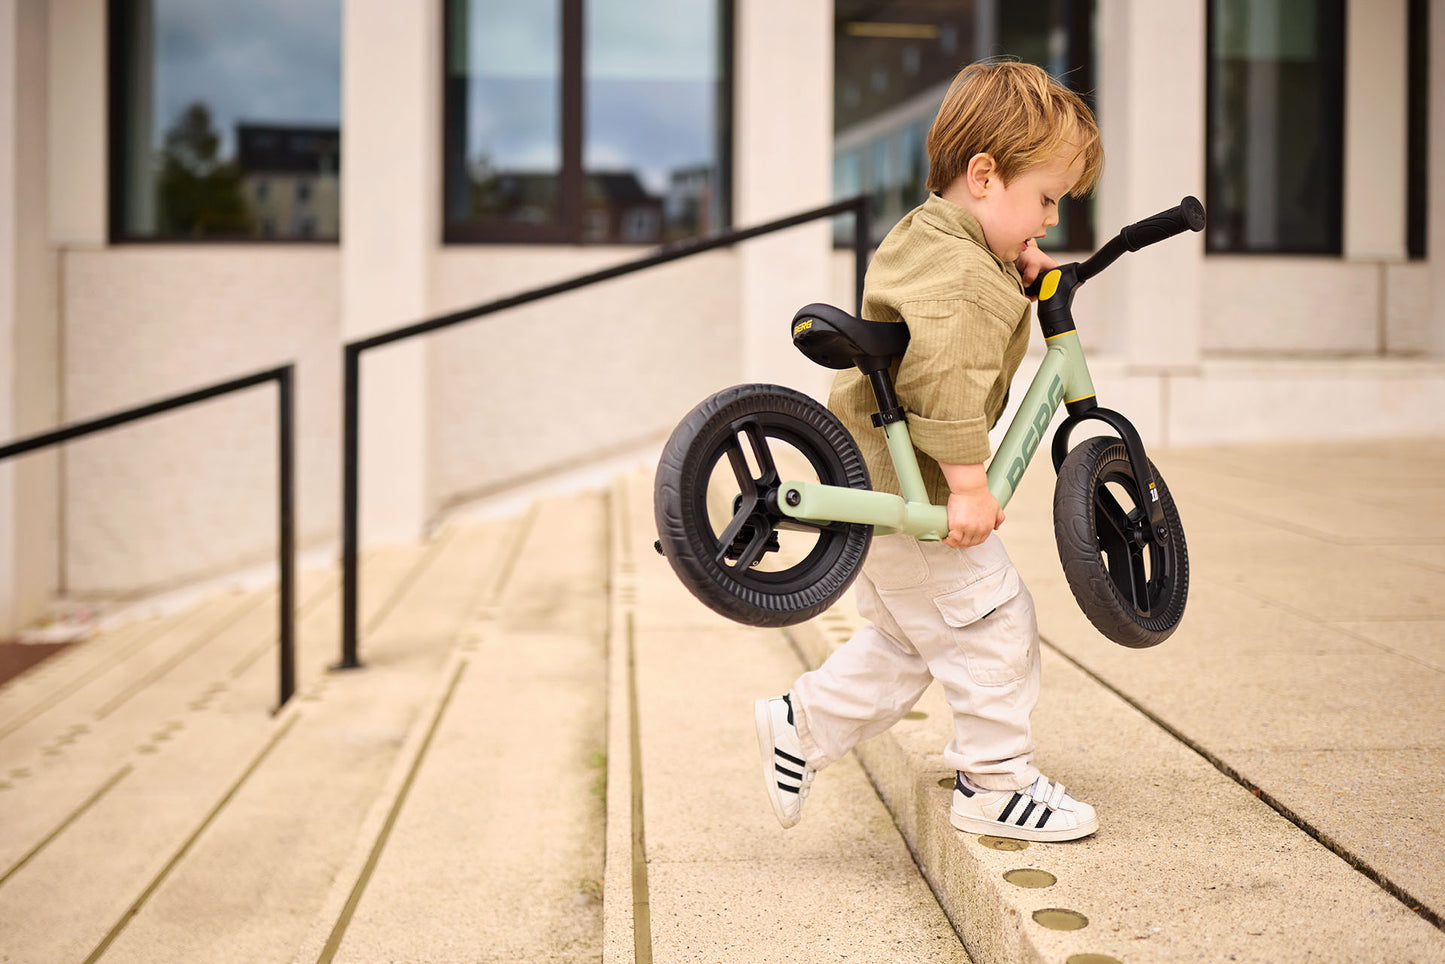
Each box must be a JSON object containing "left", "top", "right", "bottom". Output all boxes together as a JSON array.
[{"left": 790, "top": 532, "right": 1042, "bottom": 792}]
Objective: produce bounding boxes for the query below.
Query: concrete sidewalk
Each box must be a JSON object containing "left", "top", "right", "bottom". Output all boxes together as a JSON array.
[
  {"left": 0, "top": 436, "right": 1439, "bottom": 962},
  {"left": 780, "top": 436, "right": 1445, "bottom": 961}
]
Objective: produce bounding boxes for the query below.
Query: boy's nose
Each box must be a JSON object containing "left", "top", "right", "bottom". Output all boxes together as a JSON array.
[{"left": 1043, "top": 209, "right": 1059, "bottom": 229}]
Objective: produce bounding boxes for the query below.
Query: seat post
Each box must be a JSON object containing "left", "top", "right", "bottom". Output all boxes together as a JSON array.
[{"left": 859, "top": 358, "right": 905, "bottom": 427}]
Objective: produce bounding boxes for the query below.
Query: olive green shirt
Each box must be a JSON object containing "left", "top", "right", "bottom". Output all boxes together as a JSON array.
[{"left": 829, "top": 193, "right": 1032, "bottom": 505}]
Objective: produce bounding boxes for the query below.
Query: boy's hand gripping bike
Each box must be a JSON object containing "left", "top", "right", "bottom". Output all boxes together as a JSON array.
[{"left": 653, "top": 197, "right": 1204, "bottom": 648}]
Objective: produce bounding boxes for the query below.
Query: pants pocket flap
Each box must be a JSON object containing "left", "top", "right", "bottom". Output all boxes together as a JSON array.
[{"left": 932, "top": 567, "right": 1020, "bottom": 628}]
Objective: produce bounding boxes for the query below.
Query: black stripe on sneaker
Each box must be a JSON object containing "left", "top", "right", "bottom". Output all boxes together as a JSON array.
[
  {"left": 1035, "top": 807, "right": 1052, "bottom": 829},
  {"left": 777, "top": 782, "right": 800, "bottom": 794},
  {"left": 954, "top": 774, "right": 974, "bottom": 797},
  {"left": 775, "top": 763, "right": 803, "bottom": 780},
  {"left": 1016, "top": 801, "right": 1037, "bottom": 826},
  {"left": 774, "top": 747, "right": 806, "bottom": 768},
  {"left": 999, "top": 793, "right": 1024, "bottom": 822}
]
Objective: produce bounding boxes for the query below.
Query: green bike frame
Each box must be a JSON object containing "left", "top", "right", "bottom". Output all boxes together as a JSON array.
[{"left": 775, "top": 266, "right": 1107, "bottom": 542}]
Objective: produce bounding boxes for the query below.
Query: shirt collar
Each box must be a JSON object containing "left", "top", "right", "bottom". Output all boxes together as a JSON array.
[{"left": 917, "top": 193, "right": 1022, "bottom": 286}]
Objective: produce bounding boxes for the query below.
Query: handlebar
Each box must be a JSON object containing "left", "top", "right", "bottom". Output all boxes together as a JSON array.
[{"left": 1073, "top": 196, "right": 1205, "bottom": 284}]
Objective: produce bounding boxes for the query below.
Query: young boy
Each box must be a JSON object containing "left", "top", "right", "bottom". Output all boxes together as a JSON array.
[{"left": 756, "top": 61, "right": 1104, "bottom": 842}]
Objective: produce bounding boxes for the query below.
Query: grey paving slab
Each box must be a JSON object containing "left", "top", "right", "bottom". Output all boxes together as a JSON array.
[
  {"left": 790, "top": 619, "right": 1445, "bottom": 963},
  {"left": 1334, "top": 617, "right": 1445, "bottom": 673},
  {"left": 96, "top": 522, "right": 519, "bottom": 964},
  {"left": 316, "top": 496, "right": 609, "bottom": 964},
  {"left": 0, "top": 538, "right": 455, "bottom": 964},
  {"left": 1000, "top": 439, "right": 1445, "bottom": 932},
  {"left": 615, "top": 470, "right": 969, "bottom": 963}
]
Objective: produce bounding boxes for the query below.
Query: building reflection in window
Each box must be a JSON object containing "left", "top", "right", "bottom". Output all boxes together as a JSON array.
[
  {"left": 110, "top": 0, "right": 342, "bottom": 241},
  {"left": 1207, "top": 0, "right": 1344, "bottom": 254},
  {"left": 833, "top": 1, "right": 1094, "bottom": 250},
  {"left": 445, "top": 0, "right": 729, "bottom": 244}
]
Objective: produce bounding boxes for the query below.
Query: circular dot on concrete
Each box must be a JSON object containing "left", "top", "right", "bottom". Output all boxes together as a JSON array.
[
  {"left": 903, "top": 710, "right": 928, "bottom": 720},
  {"left": 1004, "top": 868, "right": 1057, "bottom": 888},
  {"left": 1033, "top": 908, "right": 1089, "bottom": 931},
  {"left": 979, "top": 835, "right": 1030, "bottom": 852},
  {"left": 938, "top": 776, "right": 955, "bottom": 789},
  {"left": 1066, "top": 955, "right": 1123, "bottom": 964}
]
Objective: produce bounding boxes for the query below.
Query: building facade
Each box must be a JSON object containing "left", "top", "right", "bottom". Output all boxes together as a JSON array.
[{"left": 1, "top": 0, "right": 1442, "bottom": 632}]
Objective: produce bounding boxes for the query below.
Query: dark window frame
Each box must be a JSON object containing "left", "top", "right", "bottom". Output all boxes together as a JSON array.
[
  {"left": 1204, "top": 0, "right": 1346, "bottom": 256},
  {"left": 442, "top": 0, "right": 735, "bottom": 245},
  {"left": 1407, "top": 0, "right": 1428, "bottom": 259},
  {"left": 107, "top": 0, "right": 343, "bottom": 245}
]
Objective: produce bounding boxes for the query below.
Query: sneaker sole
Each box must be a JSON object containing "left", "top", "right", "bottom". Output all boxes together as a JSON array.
[
  {"left": 949, "top": 808, "right": 1099, "bottom": 843},
  {"left": 754, "top": 699, "right": 798, "bottom": 829}
]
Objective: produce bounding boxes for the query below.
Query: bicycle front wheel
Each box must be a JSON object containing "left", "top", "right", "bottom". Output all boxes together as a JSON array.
[
  {"left": 1053, "top": 436, "right": 1189, "bottom": 647},
  {"left": 653, "top": 384, "right": 872, "bottom": 627}
]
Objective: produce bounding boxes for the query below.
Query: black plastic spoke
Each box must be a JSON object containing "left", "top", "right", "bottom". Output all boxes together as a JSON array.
[
  {"left": 1095, "top": 485, "right": 1135, "bottom": 542},
  {"left": 723, "top": 434, "right": 757, "bottom": 496},
  {"left": 714, "top": 497, "right": 759, "bottom": 564},
  {"left": 1126, "top": 544, "right": 1150, "bottom": 613},
  {"left": 732, "top": 520, "right": 775, "bottom": 570},
  {"left": 737, "top": 419, "right": 780, "bottom": 486}
]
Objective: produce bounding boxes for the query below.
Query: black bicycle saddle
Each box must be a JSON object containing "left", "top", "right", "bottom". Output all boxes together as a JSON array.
[{"left": 790, "top": 303, "right": 910, "bottom": 370}]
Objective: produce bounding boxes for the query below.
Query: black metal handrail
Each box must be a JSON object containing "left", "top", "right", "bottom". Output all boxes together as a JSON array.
[
  {"left": 339, "top": 195, "right": 872, "bottom": 667},
  {"left": 0, "top": 366, "right": 297, "bottom": 709}
]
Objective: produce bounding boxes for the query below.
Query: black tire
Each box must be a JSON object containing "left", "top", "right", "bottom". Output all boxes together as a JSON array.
[
  {"left": 654, "top": 384, "right": 872, "bottom": 627},
  {"left": 1053, "top": 436, "right": 1188, "bottom": 648}
]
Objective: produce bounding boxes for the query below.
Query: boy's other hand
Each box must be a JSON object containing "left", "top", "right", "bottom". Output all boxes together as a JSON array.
[
  {"left": 939, "top": 460, "right": 1003, "bottom": 548},
  {"left": 945, "top": 487, "right": 1004, "bottom": 548},
  {"left": 1015, "top": 240, "right": 1058, "bottom": 298}
]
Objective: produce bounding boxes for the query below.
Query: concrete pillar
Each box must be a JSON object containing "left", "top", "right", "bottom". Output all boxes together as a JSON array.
[
  {"left": 734, "top": 0, "right": 834, "bottom": 402},
  {"left": 1344, "top": 0, "right": 1408, "bottom": 261},
  {"left": 48, "top": 0, "right": 105, "bottom": 247},
  {"left": 1093, "top": 0, "right": 1206, "bottom": 370},
  {"left": 1, "top": 0, "right": 59, "bottom": 636},
  {"left": 341, "top": 0, "right": 440, "bottom": 545}
]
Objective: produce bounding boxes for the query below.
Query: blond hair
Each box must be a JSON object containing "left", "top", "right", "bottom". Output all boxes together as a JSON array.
[{"left": 925, "top": 60, "right": 1102, "bottom": 196}]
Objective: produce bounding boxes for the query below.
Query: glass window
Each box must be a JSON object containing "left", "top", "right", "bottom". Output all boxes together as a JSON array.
[
  {"left": 109, "top": 0, "right": 342, "bottom": 242},
  {"left": 445, "top": 0, "right": 730, "bottom": 244},
  {"left": 1206, "top": 0, "right": 1344, "bottom": 254},
  {"left": 833, "top": 0, "right": 1095, "bottom": 248}
]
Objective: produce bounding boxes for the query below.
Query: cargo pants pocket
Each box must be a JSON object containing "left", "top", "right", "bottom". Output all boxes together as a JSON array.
[{"left": 932, "top": 566, "right": 1028, "bottom": 686}]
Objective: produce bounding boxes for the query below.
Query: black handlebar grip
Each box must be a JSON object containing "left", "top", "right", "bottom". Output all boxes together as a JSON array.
[{"left": 1118, "top": 196, "right": 1206, "bottom": 252}]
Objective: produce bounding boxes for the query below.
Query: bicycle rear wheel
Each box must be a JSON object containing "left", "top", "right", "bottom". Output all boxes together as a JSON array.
[
  {"left": 1053, "top": 436, "right": 1189, "bottom": 647},
  {"left": 654, "top": 384, "right": 871, "bottom": 627}
]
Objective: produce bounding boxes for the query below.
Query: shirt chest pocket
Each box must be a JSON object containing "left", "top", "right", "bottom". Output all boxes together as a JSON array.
[{"left": 932, "top": 566, "right": 1030, "bottom": 686}]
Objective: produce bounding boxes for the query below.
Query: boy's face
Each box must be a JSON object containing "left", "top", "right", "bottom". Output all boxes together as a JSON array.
[{"left": 975, "top": 151, "right": 1085, "bottom": 264}]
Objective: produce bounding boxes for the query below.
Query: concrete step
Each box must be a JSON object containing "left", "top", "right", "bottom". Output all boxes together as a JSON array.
[
  {"left": 786, "top": 440, "right": 1445, "bottom": 963},
  {"left": 0, "top": 538, "right": 457, "bottom": 963},
  {"left": 290, "top": 494, "right": 611, "bottom": 963},
  {"left": 605, "top": 470, "right": 970, "bottom": 963}
]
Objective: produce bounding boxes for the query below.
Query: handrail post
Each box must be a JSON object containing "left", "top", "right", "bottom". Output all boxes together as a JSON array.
[
  {"left": 277, "top": 365, "right": 296, "bottom": 709},
  {"left": 339, "top": 345, "right": 362, "bottom": 669},
  {"left": 336, "top": 196, "right": 872, "bottom": 670},
  {"left": 853, "top": 194, "right": 870, "bottom": 317}
]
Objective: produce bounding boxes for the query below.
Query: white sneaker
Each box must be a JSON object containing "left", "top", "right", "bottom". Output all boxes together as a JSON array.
[
  {"left": 950, "top": 773, "right": 1099, "bottom": 842},
  {"left": 755, "top": 694, "right": 813, "bottom": 828}
]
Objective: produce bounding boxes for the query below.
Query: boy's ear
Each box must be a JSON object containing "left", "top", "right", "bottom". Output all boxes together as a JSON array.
[{"left": 965, "top": 153, "right": 998, "bottom": 198}]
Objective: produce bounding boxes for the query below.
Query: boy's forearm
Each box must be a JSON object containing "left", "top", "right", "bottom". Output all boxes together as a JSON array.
[{"left": 938, "top": 460, "right": 989, "bottom": 495}]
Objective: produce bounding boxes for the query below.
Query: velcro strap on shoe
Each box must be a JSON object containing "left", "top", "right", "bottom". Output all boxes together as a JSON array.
[{"left": 1048, "top": 783, "right": 1069, "bottom": 810}]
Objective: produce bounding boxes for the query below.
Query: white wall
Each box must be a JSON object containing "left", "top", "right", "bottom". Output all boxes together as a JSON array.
[
  {"left": 429, "top": 249, "right": 741, "bottom": 513},
  {"left": 61, "top": 248, "right": 339, "bottom": 595}
]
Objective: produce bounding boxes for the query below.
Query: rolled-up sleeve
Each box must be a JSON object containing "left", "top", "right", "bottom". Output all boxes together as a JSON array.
[{"left": 894, "top": 296, "right": 1013, "bottom": 465}]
